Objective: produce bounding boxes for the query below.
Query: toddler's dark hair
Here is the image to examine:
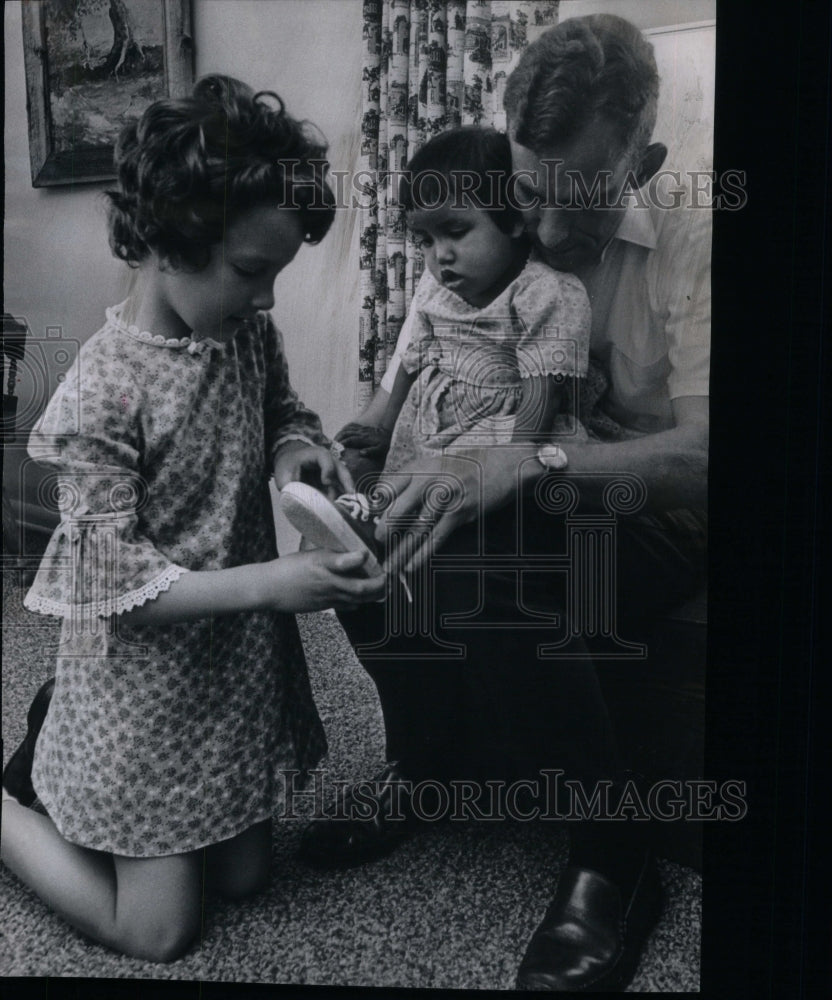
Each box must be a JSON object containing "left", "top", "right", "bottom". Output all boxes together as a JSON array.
[
  {"left": 106, "top": 75, "right": 335, "bottom": 271},
  {"left": 400, "top": 127, "right": 522, "bottom": 235}
]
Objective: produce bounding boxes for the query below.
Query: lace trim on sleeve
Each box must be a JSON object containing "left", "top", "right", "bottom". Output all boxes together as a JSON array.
[{"left": 23, "top": 564, "right": 190, "bottom": 620}]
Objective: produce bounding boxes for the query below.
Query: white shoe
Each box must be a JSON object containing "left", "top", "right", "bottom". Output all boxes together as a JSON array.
[{"left": 279, "top": 482, "right": 383, "bottom": 577}]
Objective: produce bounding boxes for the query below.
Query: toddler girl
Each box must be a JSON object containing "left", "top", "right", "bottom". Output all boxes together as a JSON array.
[
  {"left": 1, "top": 75, "right": 384, "bottom": 962},
  {"left": 368, "top": 126, "right": 591, "bottom": 474},
  {"left": 280, "top": 127, "right": 591, "bottom": 563}
]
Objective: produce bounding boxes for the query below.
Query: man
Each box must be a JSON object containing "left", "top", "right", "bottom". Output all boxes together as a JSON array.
[{"left": 301, "top": 14, "right": 709, "bottom": 992}]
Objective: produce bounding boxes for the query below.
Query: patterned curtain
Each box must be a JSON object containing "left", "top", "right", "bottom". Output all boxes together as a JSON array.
[{"left": 358, "top": 0, "right": 560, "bottom": 408}]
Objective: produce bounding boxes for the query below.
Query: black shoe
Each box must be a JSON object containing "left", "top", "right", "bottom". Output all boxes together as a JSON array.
[
  {"left": 515, "top": 853, "right": 663, "bottom": 992},
  {"left": 2, "top": 678, "right": 55, "bottom": 807},
  {"left": 298, "top": 762, "right": 420, "bottom": 869}
]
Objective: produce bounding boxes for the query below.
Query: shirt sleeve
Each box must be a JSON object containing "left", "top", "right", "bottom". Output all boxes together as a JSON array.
[
  {"left": 399, "top": 311, "right": 436, "bottom": 376},
  {"left": 24, "top": 346, "right": 189, "bottom": 619},
  {"left": 652, "top": 203, "right": 711, "bottom": 399},
  {"left": 380, "top": 271, "right": 435, "bottom": 392},
  {"left": 262, "top": 314, "right": 328, "bottom": 458},
  {"left": 512, "top": 267, "right": 591, "bottom": 380}
]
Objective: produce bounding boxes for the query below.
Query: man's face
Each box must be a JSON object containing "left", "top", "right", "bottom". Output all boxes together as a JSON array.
[{"left": 509, "top": 114, "right": 633, "bottom": 273}]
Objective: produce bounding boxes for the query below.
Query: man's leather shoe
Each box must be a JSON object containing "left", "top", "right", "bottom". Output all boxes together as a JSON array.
[
  {"left": 2, "top": 677, "right": 55, "bottom": 807},
  {"left": 298, "top": 762, "right": 420, "bottom": 868},
  {"left": 515, "top": 853, "right": 663, "bottom": 991}
]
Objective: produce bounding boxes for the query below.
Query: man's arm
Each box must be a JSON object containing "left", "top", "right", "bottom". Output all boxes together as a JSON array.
[
  {"left": 337, "top": 366, "right": 417, "bottom": 446},
  {"left": 378, "top": 395, "right": 707, "bottom": 574},
  {"left": 380, "top": 367, "right": 418, "bottom": 432},
  {"left": 334, "top": 299, "right": 421, "bottom": 461},
  {"left": 559, "top": 395, "right": 708, "bottom": 511},
  {"left": 346, "top": 385, "right": 392, "bottom": 430}
]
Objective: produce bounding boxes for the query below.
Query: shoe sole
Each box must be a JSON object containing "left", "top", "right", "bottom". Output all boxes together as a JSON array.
[
  {"left": 2, "top": 678, "right": 55, "bottom": 808},
  {"left": 279, "top": 481, "right": 382, "bottom": 576}
]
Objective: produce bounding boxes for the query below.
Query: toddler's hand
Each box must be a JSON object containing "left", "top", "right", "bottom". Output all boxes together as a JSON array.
[
  {"left": 261, "top": 550, "right": 386, "bottom": 613},
  {"left": 273, "top": 441, "right": 354, "bottom": 499},
  {"left": 335, "top": 423, "right": 391, "bottom": 459}
]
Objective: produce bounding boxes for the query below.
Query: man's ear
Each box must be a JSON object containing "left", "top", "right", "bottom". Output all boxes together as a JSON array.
[
  {"left": 633, "top": 142, "right": 667, "bottom": 188},
  {"left": 510, "top": 218, "right": 526, "bottom": 239}
]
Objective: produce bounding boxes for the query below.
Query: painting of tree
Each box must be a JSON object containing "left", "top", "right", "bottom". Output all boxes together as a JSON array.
[
  {"left": 22, "top": 0, "right": 193, "bottom": 186},
  {"left": 45, "top": 0, "right": 166, "bottom": 151}
]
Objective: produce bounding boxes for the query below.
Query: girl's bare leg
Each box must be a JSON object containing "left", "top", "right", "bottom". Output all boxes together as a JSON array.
[
  {"left": 205, "top": 818, "right": 272, "bottom": 899},
  {"left": 1, "top": 798, "right": 203, "bottom": 962}
]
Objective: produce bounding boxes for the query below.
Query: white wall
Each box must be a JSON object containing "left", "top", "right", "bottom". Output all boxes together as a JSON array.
[
  {"left": 559, "top": 0, "right": 715, "bottom": 30},
  {"left": 3, "top": 0, "right": 363, "bottom": 438},
  {"left": 193, "top": 0, "right": 363, "bottom": 432}
]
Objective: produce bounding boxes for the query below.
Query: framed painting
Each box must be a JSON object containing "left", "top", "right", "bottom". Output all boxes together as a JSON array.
[{"left": 21, "top": 0, "right": 194, "bottom": 187}]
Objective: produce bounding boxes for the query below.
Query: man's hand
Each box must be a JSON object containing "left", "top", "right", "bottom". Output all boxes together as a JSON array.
[
  {"left": 376, "top": 445, "right": 538, "bottom": 576},
  {"left": 372, "top": 396, "right": 709, "bottom": 578},
  {"left": 273, "top": 441, "right": 354, "bottom": 499},
  {"left": 335, "top": 422, "right": 392, "bottom": 460}
]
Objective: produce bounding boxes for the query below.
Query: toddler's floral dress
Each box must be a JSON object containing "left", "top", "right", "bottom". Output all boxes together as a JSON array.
[{"left": 384, "top": 256, "right": 592, "bottom": 474}]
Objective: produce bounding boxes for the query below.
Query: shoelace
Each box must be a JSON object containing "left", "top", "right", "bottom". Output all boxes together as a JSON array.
[
  {"left": 336, "top": 493, "right": 413, "bottom": 603},
  {"left": 336, "top": 493, "right": 375, "bottom": 522}
]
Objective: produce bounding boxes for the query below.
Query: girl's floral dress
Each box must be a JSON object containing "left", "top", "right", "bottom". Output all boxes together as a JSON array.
[{"left": 24, "top": 303, "right": 327, "bottom": 857}]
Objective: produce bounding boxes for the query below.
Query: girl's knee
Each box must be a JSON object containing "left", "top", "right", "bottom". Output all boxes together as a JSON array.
[
  {"left": 114, "top": 904, "right": 200, "bottom": 963},
  {"left": 112, "top": 852, "right": 202, "bottom": 962},
  {"left": 112, "top": 905, "right": 200, "bottom": 963}
]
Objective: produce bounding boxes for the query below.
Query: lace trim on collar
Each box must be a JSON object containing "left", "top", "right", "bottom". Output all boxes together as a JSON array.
[{"left": 105, "top": 301, "right": 226, "bottom": 355}]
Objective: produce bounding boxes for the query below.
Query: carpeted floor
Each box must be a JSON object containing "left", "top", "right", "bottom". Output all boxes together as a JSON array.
[{"left": 1, "top": 568, "right": 700, "bottom": 990}]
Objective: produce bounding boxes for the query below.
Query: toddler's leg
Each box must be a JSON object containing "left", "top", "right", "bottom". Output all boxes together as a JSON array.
[
  {"left": 205, "top": 818, "right": 272, "bottom": 899},
  {"left": 1, "top": 799, "right": 202, "bottom": 962}
]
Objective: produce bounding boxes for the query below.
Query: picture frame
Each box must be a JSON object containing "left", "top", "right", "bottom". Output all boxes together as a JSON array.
[{"left": 21, "top": 0, "right": 194, "bottom": 188}]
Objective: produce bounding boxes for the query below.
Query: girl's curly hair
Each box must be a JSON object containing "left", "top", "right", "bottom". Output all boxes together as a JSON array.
[{"left": 106, "top": 75, "right": 336, "bottom": 271}]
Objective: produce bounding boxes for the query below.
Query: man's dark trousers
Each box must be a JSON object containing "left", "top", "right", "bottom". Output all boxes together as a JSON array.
[{"left": 337, "top": 476, "right": 705, "bottom": 809}]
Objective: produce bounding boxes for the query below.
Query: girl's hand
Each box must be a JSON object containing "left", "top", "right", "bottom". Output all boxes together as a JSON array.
[
  {"left": 258, "top": 550, "right": 386, "bottom": 612},
  {"left": 273, "top": 441, "right": 354, "bottom": 499},
  {"left": 334, "top": 423, "right": 391, "bottom": 459}
]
